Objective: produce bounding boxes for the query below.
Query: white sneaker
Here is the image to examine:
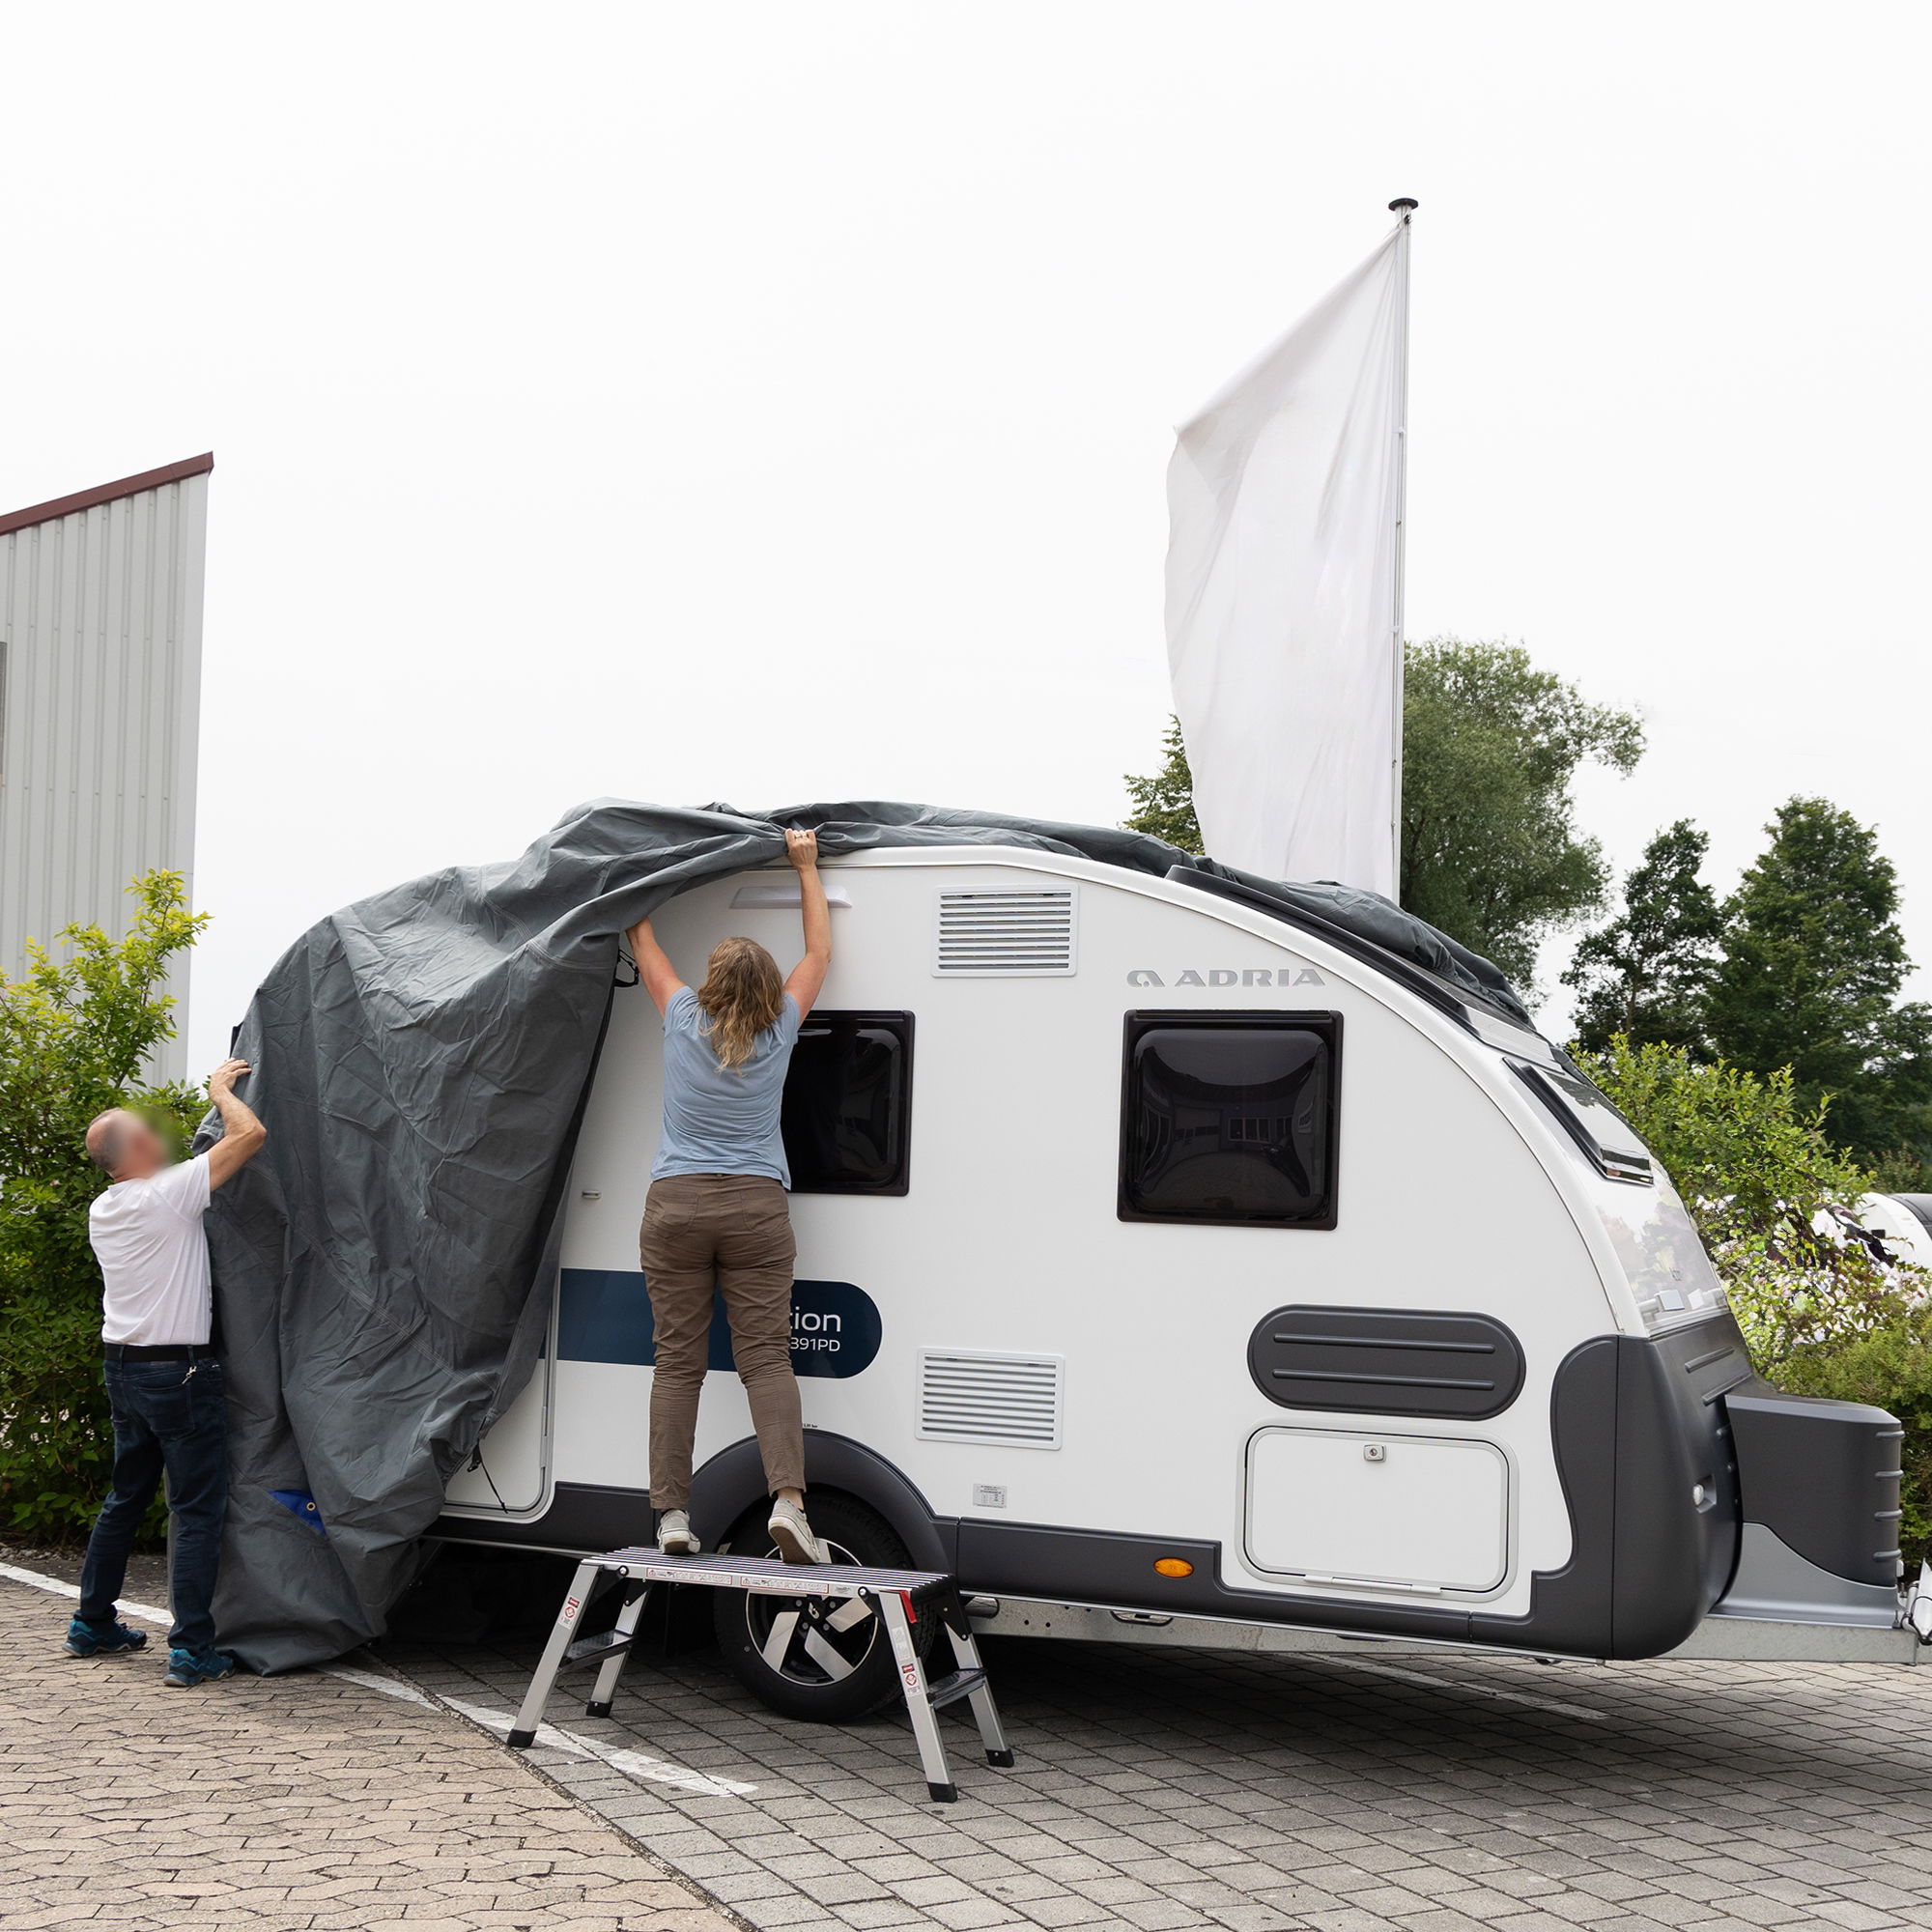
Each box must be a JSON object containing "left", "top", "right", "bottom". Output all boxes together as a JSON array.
[
  {"left": 767, "top": 1498, "right": 823, "bottom": 1566},
  {"left": 657, "top": 1509, "right": 700, "bottom": 1555}
]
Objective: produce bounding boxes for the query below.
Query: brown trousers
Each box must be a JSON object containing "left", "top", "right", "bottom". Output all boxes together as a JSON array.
[{"left": 638, "top": 1173, "right": 805, "bottom": 1511}]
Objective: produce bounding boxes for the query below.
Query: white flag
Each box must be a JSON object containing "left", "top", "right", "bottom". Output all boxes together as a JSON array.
[{"left": 1164, "top": 219, "right": 1408, "bottom": 895}]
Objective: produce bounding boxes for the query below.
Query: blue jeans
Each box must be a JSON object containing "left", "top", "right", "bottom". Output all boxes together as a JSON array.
[{"left": 78, "top": 1356, "right": 228, "bottom": 1652}]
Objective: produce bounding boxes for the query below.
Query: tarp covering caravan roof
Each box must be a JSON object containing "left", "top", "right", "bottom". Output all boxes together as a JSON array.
[{"left": 206, "top": 799, "right": 1529, "bottom": 1670}]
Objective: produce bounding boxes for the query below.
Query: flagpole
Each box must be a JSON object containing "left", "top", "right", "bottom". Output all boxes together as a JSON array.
[{"left": 1386, "top": 198, "right": 1417, "bottom": 902}]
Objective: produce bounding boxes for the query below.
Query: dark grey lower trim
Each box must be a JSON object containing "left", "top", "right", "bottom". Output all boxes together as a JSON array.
[
  {"left": 1472, "top": 1317, "right": 1742, "bottom": 1658},
  {"left": 956, "top": 1520, "right": 1471, "bottom": 1641},
  {"left": 433, "top": 1482, "right": 655, "bottom": 1553},
  {"left": 959, "top": 1321, "right": 1745, "bottom": 1662}
]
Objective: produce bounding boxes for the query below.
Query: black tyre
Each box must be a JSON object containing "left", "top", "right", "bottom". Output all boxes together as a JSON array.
[{"left": 712, "top": 1492, "right": 935, "bottom": 1722}]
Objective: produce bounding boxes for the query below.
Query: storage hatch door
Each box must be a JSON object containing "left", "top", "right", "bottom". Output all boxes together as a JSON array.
[{"left": 1244, "top": 1427, "right": 1509, "bottom": 1593}]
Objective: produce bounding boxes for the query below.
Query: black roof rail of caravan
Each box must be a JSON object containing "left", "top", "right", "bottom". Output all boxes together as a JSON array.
[
  {"left": 1165, "top": 864, "right": 1510, "bottom": 1036},
  {"left": 1888, "top": 1194, "right": 1932, "bottom": 1239}
]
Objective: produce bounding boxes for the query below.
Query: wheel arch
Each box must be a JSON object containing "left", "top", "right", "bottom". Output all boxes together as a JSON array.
[{"left": 689, "top": 1432, "right": 956, "bottom": 1573}]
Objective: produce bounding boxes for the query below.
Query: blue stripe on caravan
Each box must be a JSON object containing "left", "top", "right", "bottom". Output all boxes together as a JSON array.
[
  {"left": 556, "top": 1268, "right": 881, "bottom": 1378},
  {"left": 557, "top": 1268, "right": 667, "bottom": 1367}
]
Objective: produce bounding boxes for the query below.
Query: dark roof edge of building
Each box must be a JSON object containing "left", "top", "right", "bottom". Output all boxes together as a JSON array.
[{"left": 0, "top": 452, "right": 214, "bottom": 538}]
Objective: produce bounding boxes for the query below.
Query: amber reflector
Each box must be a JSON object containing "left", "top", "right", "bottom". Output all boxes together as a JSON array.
[{"left": 1153, "top": 1557, "right": 1194, "bottom": 1578}]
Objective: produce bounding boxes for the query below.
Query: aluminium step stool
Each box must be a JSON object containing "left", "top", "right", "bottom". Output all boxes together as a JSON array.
[{"left": 507, "top": 1546, "right": 1014, "bottom": 1803}]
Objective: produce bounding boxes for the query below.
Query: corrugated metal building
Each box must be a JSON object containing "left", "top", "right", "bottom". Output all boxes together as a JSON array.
[{"left": 0, "top": 454, "right": 212, "bottom": 1082}]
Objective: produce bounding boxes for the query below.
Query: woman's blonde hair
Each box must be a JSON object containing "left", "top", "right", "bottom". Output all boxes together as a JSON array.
[{"left": 696, "top": 936, "right": 785, "bottom": 1072}]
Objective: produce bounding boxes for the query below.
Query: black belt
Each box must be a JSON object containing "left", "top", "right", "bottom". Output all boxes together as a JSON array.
[{"left": 102, "top": 1343, "right": 219, "bottom": 1363}]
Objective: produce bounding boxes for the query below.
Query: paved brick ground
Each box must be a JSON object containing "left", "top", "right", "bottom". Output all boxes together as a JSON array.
[
  {"left": 0, "top": 1577, "right": 737, "bottom": 1932},
  {"left": 11, "top": 1548, "right": 1932, "bottom": 1932},
  {"left": 388, "top": 1605, "right": 1932, "bottom": 1932}
]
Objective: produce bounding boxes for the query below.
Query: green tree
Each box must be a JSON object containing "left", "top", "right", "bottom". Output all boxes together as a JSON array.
[
  {"left": 1563, "top": 820, "right": 1722, "bottom": 1055},
  {"left": 0, "top": 873, "right": 207, "bottom": 1540},
  {"left": 1705, "top": 798, "right": 1932, "bottom": 1169},
  {"left": 1122, "top": 716, "right": 1202, "bottom": 855},
  {"left": 1400, "top": 639, "right": 1643, "bottom": 984},
  {"left": 1124, "top": 642, "right": 1641, "bottom": 986}
]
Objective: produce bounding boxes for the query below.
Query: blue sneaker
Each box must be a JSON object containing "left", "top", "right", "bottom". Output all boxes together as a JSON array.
[
  {"left": 64, "top": 1616, "right": 149, "bottom": 1657},
  {"left": 163, "top": 1645, "right": 237, "bottom": 1688}
]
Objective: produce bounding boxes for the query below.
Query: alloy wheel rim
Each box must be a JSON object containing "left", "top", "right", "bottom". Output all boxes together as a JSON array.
[{"left": 739, "top": 1537, "right": 879, "bottom": 1685}]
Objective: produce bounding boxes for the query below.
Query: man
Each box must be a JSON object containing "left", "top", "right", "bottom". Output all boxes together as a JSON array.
[{"left": 67, "top": 1060, "right": 267, "bottom": 1687}]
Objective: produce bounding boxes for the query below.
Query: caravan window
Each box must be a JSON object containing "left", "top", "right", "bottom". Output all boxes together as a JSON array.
[
  {"left": 781, "top": 1011, "right": 914, "bottom": 1195},
  {"left": 1120, "top": 1012, "right": 1340, "bottom": 1228}
]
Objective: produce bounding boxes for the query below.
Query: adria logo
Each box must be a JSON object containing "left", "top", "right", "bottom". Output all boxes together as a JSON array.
[{"left": 1126, "top": 966, "right": 1325, "bottom": 988}]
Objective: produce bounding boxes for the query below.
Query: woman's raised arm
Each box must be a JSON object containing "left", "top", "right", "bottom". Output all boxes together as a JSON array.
[
  {"left": 626, "top": 916, "right": 688, "bottom": 1016},
  {"left": 782, "top": 830, "right": 831, "bottom": 1019}
]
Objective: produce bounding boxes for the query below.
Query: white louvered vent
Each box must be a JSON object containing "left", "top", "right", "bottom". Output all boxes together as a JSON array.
[
  {"left": 933, "top": 887, "right": 1076, "bottom": 977},
  {"left": 917, "top": 1350, "right": 1064, "bottom": 1450}
]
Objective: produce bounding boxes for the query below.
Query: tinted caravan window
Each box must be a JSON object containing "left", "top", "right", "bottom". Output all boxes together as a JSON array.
[
  {"left": 781, "top": 1011, "right": 914, "bottom": 1194},
  {"left": 1121, "top": 1012, "right": 1339, "bottom": 1228}
]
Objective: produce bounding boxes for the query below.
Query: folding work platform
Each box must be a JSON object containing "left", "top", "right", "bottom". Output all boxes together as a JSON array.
[{"left": 508, "top": 1546, "right": 1014, "bottom": 1803}]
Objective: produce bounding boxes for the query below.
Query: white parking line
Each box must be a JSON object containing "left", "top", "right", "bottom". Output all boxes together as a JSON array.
[
  {"left": 326, "top": 1663, "right": 438, "bottom": 1709},
  {"left": 4, "top": 1560, "right": 758, "bottom": 1797},
  {"left": 441, "top": 1694, "right": 757, "bottom": 1798},
  {"left": 0, "top": 1559, "right": 171, "bottom": 1628},
  {"left": 5, "top": 1561, "right": 428, "bottom": 1702}
]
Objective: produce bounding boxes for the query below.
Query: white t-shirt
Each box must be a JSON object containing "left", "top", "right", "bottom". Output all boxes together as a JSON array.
[{"left": 90, "top": 1154, "right": 214, "bottom": 1347}]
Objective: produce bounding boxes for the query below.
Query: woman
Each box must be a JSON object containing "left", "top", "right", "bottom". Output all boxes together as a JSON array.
[{"left": 625, "top": 828, "right": 832, "bottom": 1564}]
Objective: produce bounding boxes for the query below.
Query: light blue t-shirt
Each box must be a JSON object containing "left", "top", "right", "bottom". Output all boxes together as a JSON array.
[{"left": 652, "top": 984, "right": 803, "bottom": 1186}]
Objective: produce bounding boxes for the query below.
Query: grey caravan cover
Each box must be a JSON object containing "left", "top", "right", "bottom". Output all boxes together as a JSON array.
[{"left": 206, "top": 799, "right": 1527, "bottom": 1670}]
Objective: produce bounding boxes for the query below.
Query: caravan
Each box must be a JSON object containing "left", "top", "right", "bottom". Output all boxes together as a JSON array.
[
  {"left": 1850, "top": 1193, "right": 1932, "bottom": 1274},
  {"left": 436, "top": 843, "right": 1926, "bottom": 1718}
]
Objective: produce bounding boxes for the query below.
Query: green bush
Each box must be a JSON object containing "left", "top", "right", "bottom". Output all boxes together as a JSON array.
[{"left": 0, "top": 874, "right": 206, "bottom": 1542}]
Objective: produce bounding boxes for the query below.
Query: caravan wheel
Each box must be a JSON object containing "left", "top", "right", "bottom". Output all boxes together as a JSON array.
[{"left": 713, "top": 1493, "right": 935, "bottom": 1721}]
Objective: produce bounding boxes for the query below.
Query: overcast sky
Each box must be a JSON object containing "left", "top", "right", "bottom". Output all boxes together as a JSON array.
[{"left": 6, "top": 3, "right": 1927, "bottom": 1071}]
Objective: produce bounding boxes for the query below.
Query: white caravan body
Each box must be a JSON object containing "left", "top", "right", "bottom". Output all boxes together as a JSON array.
[
  {"left": 438, "top": 847, "right": 1920, "bottom": 1691},
  {"left": 1854, "top": 1193, "right": 1932, "bottom": 1275}
]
